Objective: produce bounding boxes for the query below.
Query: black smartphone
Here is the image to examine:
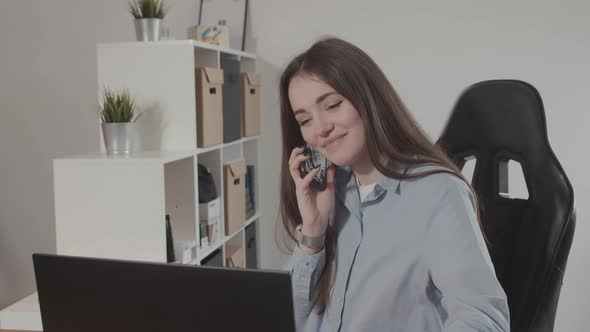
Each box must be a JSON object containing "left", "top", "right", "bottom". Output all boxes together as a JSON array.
[{"left": 298, "top": 144, "right": 331, "bottom": 191}]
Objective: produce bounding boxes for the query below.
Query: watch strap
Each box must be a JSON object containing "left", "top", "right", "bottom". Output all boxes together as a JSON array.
[{"left": 296, "top": 224, "right": 325, "bottom": 249}]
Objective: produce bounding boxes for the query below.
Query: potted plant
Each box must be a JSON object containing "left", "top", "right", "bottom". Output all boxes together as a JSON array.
[
  {"left": 98, "top": 88, "right": 142, "bottom": 155},
  {"left": 129, "top": 0, "right": 168, "bottom": 42}
]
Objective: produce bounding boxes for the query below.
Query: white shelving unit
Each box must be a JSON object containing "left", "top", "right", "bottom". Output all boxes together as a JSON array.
[
  {"left": 0, "top": 41, "right": 261, "bottom": 330},
  {"left": 54, "top": 138, "right": 260, "bottom": 267},
  {"left": 80, "top": 40, "right": 260, "bottom": 267}
]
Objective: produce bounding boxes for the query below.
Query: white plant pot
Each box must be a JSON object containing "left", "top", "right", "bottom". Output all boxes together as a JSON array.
[
  {"left": 102, "top": 122, "right": 135, "bottom": 155},
  {"left": 134, "top": 18, "right": 162, "bottom": 42}
]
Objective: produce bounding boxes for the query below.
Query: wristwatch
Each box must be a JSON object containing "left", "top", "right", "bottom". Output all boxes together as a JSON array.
[{"left": 295, "top": 224, "right": 326, "bottom": 250}]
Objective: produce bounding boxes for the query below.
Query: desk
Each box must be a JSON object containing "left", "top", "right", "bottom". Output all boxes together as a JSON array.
[{"left": 0, "top": 293, "right": 42, "bottom": 331}]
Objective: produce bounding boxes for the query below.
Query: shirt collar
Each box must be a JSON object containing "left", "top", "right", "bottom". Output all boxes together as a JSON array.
[
  {"left": 375, "top": 170, "right": 402, "bottom": 195},
  {"left": 334, "top": 160, "right": 408, "bottom": 198}
]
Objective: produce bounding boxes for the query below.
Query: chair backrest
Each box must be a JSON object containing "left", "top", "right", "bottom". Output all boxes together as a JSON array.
[{"left": 437, "top": 80, "right": 576, "bottom": 332}]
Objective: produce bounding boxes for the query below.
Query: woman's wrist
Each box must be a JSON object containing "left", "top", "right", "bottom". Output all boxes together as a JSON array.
[
  {"left": 296, "top": 223, "right": 326, "bottom": 255},
  {"left": 301, "top": 223, "right": 326, "bottom": 238},
  {"left": 302, "top": 216, "right": 328, "bottom": 236},
  {"left": 299, "top": 242, "right": 322, "bottom": 255}
]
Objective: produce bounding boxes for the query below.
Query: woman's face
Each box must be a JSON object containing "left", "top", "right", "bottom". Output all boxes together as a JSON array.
[{"left": 288, "top": 74, "right": 366, "bottom": 166}]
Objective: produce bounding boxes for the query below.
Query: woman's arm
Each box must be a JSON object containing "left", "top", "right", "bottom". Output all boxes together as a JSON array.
[
  {"left": 287, "top": 244, "right": 326, "bottom": 331},
  {"left": 424, "top": 178, "right": 510, "bottom": 332}
]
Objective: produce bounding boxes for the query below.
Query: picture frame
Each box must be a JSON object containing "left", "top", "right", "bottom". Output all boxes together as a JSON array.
[{"left": 198, "top": 0, "right": 249, "bottom": 51}]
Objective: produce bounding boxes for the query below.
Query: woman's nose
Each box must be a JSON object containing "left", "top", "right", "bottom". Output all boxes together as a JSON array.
[{"left": 314, "top": 116, "right": 334, "bottom": 137}]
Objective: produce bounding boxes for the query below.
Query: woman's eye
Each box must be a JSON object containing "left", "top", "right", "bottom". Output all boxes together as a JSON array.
[
  {"left": 299, "top": 119, "right": 310, "bottom": 126},
  {"left": 327, "top": 100, "right": 343, "bottom": 110}
]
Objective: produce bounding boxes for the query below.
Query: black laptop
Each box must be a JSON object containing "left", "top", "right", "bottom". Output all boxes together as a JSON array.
[{"left": 32, "top": 253, "right": 295, "bottom": 332}]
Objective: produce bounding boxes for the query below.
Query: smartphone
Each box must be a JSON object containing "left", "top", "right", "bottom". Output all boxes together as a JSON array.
[{"left": 298, "top": 144, "right": 332, "bottom": 191}]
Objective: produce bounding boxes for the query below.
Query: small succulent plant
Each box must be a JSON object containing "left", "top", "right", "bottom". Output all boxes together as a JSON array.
[{"left": 98, "top": 88, "right": 142, "bottom": 123}]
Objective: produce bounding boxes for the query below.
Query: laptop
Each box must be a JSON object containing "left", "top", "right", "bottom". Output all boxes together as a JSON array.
[{"left": 32, "top": 253, "right": 295, "bottom": 332}]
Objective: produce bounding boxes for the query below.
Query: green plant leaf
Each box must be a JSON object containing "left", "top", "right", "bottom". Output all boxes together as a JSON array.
[{"left": 98, "top": 88, "right": 138, "bottom": 123}]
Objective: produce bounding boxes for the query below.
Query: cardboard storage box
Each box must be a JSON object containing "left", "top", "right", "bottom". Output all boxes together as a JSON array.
[
  {"left": 196, "top": 67, "right": 224, "bottom": 147},
  {"left": 225, "top": 245, "right": 245, "bottom": 268},
  {"left": 241, "top": 72, "right": 261, "bottom": 137},
  {"left": 224, "top": 160, "right": 246, "bottom": 235}
]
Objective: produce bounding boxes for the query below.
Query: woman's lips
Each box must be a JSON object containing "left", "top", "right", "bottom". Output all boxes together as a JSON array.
[{"left": 324, "top": 134, "right": 347, "bottom": 149}]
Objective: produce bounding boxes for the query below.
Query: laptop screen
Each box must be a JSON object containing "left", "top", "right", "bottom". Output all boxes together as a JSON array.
[{"left": 33, "top": 253, "right": 295, "bottom": 332}]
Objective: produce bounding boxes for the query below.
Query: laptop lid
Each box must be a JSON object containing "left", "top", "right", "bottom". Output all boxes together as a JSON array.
[{"left": 32, "top": 253, "right": 295, "bottom": 332}]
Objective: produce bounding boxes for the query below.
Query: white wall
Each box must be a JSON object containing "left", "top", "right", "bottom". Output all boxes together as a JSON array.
[
  {"left": 250, "top": 0, "right": 589, "bottom": 330},
  {"left": 0, "top": 0, "right": 44, "bottom": 310},
  {"left": 0, "top": 0, "right": 199, "bottom": 309},
  {"left": 1, "top": 0, "right": 587, "bottom": 330}
]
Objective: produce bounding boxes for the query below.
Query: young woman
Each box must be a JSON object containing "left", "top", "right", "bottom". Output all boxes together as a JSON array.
[{"left": 279, "top": 38, "right": 510, "bottom": 332}]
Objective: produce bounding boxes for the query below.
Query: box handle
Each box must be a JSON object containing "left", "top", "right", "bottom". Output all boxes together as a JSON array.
[
  {"left": 234, "top": 178, "right": 240, "bottom": 185},
  {"left": 250, "top": 88, "right": 256, "bottom": 95},
  {"left": 210, "top": 87, "right": 217, "bottom": 94}
]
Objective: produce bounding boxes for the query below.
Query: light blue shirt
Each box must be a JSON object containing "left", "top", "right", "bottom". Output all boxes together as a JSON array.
[{"left": 287, "top": 164, "right": 510, "bottom": 332}]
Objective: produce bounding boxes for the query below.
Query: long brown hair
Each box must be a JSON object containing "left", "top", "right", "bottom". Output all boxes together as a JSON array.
[{"left": 278, "top": 37, "right": 481, "bottom": 311}]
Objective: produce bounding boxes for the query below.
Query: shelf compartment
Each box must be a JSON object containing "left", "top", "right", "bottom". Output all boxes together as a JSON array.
[
  {"left": 53, "top": 152, "right": 196, "bottom": 263},
  {"left": 200, "top": 248, "right": 224, "bottom": 267},
  {"left": 245, "top": 220, "right": 258, "bottom": 269},
  {"left": 243, "top": 139, "right": 259, "bottom": 215},
  {"left": 224, "top": 230, "right": 245, "bottom": 269},
  {"left": 194, "top": 47, "right": 219, "bottom": 68},
  {"left": 165, "top": 157, "right": 197, "bottom": 243},
  {"left": 222, "top": 143, "right": 242, "bottom": 165},
  {"left": 225, "top": 213, "right": 258, "bottom": 243},
  {"left": 197, "top": 241, "right": 224, "bottom": 263}
]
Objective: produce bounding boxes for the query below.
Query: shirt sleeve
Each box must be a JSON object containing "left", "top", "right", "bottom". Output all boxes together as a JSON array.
[
  {"left": 424, "top": 178, "right": 511, "bottom": 332},
  {"left": 287, "top": 244, "right": 326, "bottom": 331}
]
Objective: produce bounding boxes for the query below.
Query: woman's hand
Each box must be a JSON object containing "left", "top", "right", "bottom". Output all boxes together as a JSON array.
[{"left": 288, "top": 146, "right": 336, "bottom": 254}]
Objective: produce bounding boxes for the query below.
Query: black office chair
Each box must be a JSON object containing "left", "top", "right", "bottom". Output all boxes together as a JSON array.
[{"left": 437, "top": 80, "right": 576, "bottom": 332}]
